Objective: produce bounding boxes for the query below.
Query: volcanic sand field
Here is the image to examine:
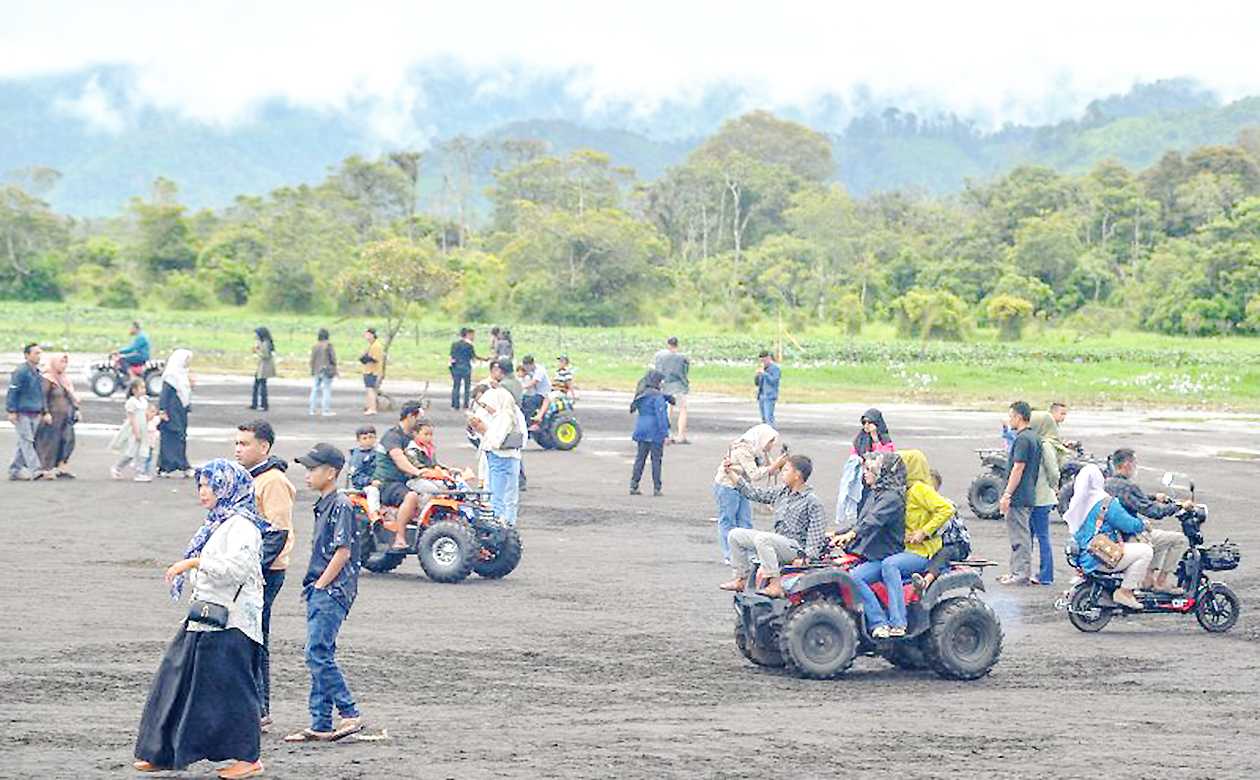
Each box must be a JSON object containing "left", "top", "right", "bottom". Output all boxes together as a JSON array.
[{"left": 2, "top": 376, "right": 1258, "bottom": 779}]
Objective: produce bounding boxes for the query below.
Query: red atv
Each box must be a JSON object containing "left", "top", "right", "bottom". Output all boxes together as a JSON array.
[{"left": 733, "top": 551, "right": 1003, "bottom": 680}]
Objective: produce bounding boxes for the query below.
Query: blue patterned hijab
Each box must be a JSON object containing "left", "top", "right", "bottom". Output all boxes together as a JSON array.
[{"left": 169, "top": 458, "right": 271, "bottom": 601}]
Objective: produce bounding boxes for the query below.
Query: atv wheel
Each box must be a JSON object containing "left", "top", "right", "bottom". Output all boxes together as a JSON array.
[
  {"left": 734, "top": 621, "right": 784, "bottom": 668},
  {"left": 1066, "top": 583, "right": 1112, "bottom": 633},
  {"left": 474, "top": 527, "right": 523, "bottom": 579},
  {"left": 550, "top": 416, "right": 582, "bottom": 451},
  {"left": 361, "top": 523, "right": 405, "bottom": 573},
  {"left": 144, "top": 369, "right": 164, "bottom": 397},
  {"left": 924, "top": 597, "right": 1003, "bottom": 681},
  {"left": 967, "top": 472, "right": 1004, "bottom": 520},
  {"left": 880, "top": 637, "right": 931, "bottom": 671},
  {"left": 778, "top": 600, "right": 858, "bottom": 679},
  {"left": 90, "top": 370, "right": 117, "bottom": 398},
  {"left": 533, "top": 428, "right": 556, "bottom": 450},
  {"left": 1195, "top": 583, "right": 1240, "bottom": 633},
  {"left": 417, "top": 520, "right": 478, "bottom": 583}
]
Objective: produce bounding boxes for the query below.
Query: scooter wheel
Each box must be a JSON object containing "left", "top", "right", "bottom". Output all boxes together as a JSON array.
[
  {"left": 1066, "top": 583, "right": 1112, "bottom": 633},
  {"left": 1195, "top": 583, "right": 1240, "bottom": 633}
]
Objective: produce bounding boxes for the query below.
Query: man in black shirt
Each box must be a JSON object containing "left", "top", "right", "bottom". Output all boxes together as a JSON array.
[
  {"left": 448, "top": 327, "right": 482, "bottom": 410},
  {"left": 372, "top": 401, "right": 427, "bottom": 550},
  {"left": 999, "top": 400, "right": 1040, "bottom": 586}
]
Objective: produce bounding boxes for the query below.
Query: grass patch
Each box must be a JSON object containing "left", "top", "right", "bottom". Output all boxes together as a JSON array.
[{"left": 4, "top": 302, "right": 1260, "bottom": 409}]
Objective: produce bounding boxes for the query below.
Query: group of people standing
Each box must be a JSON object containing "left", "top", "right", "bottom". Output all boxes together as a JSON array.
[
  {"left": 6, "top": 343, "right": 80, "bottom": 480},
  {"left": 134, "top": 420, "right": 363, "bottom": 778}
]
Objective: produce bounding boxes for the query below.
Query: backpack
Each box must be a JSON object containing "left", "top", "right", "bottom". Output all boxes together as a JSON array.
[{"left": 939, "top": 510, "right": 972, "bottom": 559}]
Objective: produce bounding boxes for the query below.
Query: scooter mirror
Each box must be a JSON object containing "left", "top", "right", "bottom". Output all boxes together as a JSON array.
[{"left": 1161, "top": 471, "right": 1174, "bottom": 487}]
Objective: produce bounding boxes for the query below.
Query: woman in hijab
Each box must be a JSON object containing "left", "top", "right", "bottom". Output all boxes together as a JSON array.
[
  {"left": 471, "top": 385, "right": 526, "bottom": 527},
  {"left": 1063, "top": 463, "right": 1152, "bottom": 610},
  {"left": 1028, "top": 412, "right": 1063, "bottom": 585},
  {"left": 158, "top": 349, "right": 195, "bottom": 478},
  {"left": 629, "top": 370, "right": 673, "bottom": 496},
  {"left": 836, "top": 408, "right": 896, "bottom": 523},
  {"left": 834, "top": 452, "right": 909, "bottom": 638},
  {"left": 134, "top": 459, "right": 269, "bottom": 779},
  {"left": 35, "top": 351, "right": 80, "bottom": 478},
  {"left": 250, "top": 327, "right": 275, "bottom": 412},
  {"left": 712, "top": 423, "right": 785, "bottom": 564}
]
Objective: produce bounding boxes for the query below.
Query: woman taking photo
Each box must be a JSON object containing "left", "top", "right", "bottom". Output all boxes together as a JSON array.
[
  {"left": 309, "top": 328, "right": 338, "bottom": 416},
  {"left": 35, "top": 351, "right": 80, "bottom": 478},
  {"left": 158, "top": 349, "right": 194, "bottom": 478},
  {"left": 250, "top": 327, "right": 276, "bottom": 412},
  {"left": 712, "top": 423, "right": 783, "bottom": 565},
  {"left": 134, "top": 459, "right": 270, "bottom": 779}
]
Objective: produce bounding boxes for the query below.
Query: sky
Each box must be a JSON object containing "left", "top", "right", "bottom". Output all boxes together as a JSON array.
[{"left": 4, "top": 1, "right": 1258, "bottom": 140}]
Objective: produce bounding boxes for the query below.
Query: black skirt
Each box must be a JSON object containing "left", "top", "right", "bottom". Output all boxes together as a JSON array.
[{"left": 135, "top": 623, "right": 262, "bottom": 768}]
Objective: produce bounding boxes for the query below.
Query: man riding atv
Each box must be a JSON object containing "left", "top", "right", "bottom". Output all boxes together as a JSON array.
[
  {"left": 374, "top": 401, "right": 429, "bottom": 551},
  {"left": 117, "top": 321, "right": 150, "bottom": 372},
  {"left": 718, "top": 454, "right": 827, "bottom": 598}
]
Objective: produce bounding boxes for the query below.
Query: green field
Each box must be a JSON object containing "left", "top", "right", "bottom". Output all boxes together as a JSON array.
[{"left": 5, "top": 302, "right": 1260, "bottom": 409}]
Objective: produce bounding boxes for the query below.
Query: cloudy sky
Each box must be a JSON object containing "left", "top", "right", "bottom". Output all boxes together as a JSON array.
[{"left": 4, "top": 1, "right": 1257, "bottom": 137}]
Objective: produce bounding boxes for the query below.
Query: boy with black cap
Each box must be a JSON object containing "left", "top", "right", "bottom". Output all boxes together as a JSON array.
[{"left": 286, "top": 443, "right": 363, "bottom": 743}]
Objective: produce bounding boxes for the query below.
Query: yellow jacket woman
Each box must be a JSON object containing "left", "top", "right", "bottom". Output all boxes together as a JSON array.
[{"left": 900, "top": 450, "right": 954, "bottom": 558}]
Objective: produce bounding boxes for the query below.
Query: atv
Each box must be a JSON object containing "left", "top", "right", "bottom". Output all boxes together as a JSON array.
[
  {"left": 967, "top": 436, "right": 1105, "bottom": 520},
  {"left": 734, "top": 551, "right": 1003, "bottom": 680},
  {"left": 347, "top": 466, "right": 522, "bottom": 583},
  {"left": 89, "top": 353, "right": 165, "bottom": 398},
  {"left": 529, "top": 392, "right": 582, "bottom": 451}
]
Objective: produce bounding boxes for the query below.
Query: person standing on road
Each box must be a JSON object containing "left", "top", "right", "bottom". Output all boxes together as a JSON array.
[
  {"left": 249, "top": 327, "right": 275, "bottom": 412},
  {"left": 754, "top": 350, "right": 781, "bottom": 426},
  {"left": 308, "top": 328, "right": 337, "bottom": 416},
  {"left": 489, "top": 358, "right": 527, "bottom": 493},
  {"left": 653, "top": 337, "right": 691, "bottom": 444},
  {"left": 713, "top": 424, "right": 784, "bottom": 565},
  {"left": 233, "top": 420, "right": 296, "bottom": 733},
  {"left": 134, "top": 459, "right": 268, "bottom": 779},
  {"left": 449, "top": 327, "right": 481, "bottom": 411},
  {"left": 1028, "top": 412, "right": 1062, "bottom": 585},
  {"left": 835, "top": 409, "right": 895, "bottom": 524},
  {"left": 359, "top": 328, "right": 385, "bottom": 416},
  {"left": 998, "top": 400, "right": 1040, "bottom": 586},
  {"left": 287, "top": 443, "right": 364, "bottom": 745},
  {"left": 157, "top": 349, "right": 195, "bottom": 478},
  {"left": 1105, "top": 448, "right": 1192, "bottom": 595},
  {"left": 35, "top": 351, "right": 80, "bottom": 478},
  {"left": 469, "top": 386, "right": 525, "bottom": 527},
  {"left": 7, "top": 342, "right": 51, "bottom": 481},
  {"left": 629, "top": 370, "right": 672, "bottom": 496}
]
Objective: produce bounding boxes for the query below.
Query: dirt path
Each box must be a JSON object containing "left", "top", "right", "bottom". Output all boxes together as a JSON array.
[{"left": 2, "top": 382, "right": 1257, "bottom": 778}]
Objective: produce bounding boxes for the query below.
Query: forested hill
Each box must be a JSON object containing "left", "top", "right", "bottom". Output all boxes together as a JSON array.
[{"left": 5, "top": 68, "right": 1260, "bottom": 216}]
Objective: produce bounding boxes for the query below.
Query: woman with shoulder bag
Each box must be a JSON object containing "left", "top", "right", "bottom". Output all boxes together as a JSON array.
[
  {"left": 134, "top": 459, "right": 272, "bottom": 779},
  {"left": 309, "top": 328, "right": 338, "bottom": 416},
  {"left": 469, "top": 386, "right": 525, "bottom": 527},
  {"left": 1063, "top": 463, "right": 1152, "bottom": 610}
]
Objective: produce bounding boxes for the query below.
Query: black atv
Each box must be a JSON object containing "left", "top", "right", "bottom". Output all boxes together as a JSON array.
[
  {"left": 968, "top": 438, "right": 1105, "bottom": 520},
  {"left": 733, "top": 552, "right": 1003, "bottom": 680}
]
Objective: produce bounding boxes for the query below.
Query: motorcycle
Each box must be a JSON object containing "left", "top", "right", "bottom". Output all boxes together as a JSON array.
[
  {"left": 967, "top": 433, "right": 1103, "bottom": 520},
  {"left": 88, "top": 353, "right": 165, "bottom": 398},
  {"left": 1055, "top": 472, "right": 1242, "bottom": 633}
]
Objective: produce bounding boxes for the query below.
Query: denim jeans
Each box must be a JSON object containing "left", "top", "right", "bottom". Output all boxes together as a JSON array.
[
  {"left": 851, "top": 552, "right": 929, "bottom": 630},
  {"left": 1030, "top": 504, "right": 1055, "bottom": 584},
  {"left": 714, "top": 484, "right": 752, "bottom": 561},
  {"left": 486, "top": 451, "right": 522, "bottom": 527},
  {"left": 305, "top": 588, "right": 358, "bottom": 733},
  {"left": 758, "top": 397, "right": 776, "bottom": 426},
  {"left": 256, "top": 568, "right": 286, "bottom": 718},
  {"left": 309, "top": 374, "right": 333, "bottom": 414}
]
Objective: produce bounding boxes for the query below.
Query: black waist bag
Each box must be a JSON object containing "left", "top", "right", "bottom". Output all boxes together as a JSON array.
[{"left": 188, "top": 583, "right": 244, "bottom": 629}]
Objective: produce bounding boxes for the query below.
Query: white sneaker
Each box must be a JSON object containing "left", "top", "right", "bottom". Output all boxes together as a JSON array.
[
  {"left": 322, "top": 411, "right": 337, "bottom": 416},
  {"left": 110, "top": 466, "right": 125, "bottom": 480},
  {"left": 133, "top": 474, "right": 153, "bottom": 482},
  {"left": 309, "top": 410, "right": 317, "bottom": 416}
]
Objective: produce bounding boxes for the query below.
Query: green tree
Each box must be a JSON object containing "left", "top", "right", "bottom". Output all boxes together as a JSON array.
[{"left": 336, "top": 238, "right": 459, "bottom": 355}]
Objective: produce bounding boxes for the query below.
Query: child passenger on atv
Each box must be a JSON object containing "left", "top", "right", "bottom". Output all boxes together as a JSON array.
[{"left": 718, "top": 454, "right": 828, "bottom": 598}]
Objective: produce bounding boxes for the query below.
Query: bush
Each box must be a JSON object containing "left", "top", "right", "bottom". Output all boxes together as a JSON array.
[
  {"left": 986, "top": 295, "right": 1035, "bottom": 341},
  {"left": 1063, "top": 303, "right": 1133, "bottom": 336},
  {"left": 98, "top": 276, "right": 140, "bottom": 309},
  {"left": 259, "top": 261, "right": 318, "bottom": 312},
  {"left": 0, "top": 253, "right": 64, "bottom": 301},
  {"left": 834, "top": 292, "right": 864, "bottom": 335},
  {"left": 166, "top": 273, "right": 214, "bottom": 310},
  {"left": 892, "top": 288, "right": 972, "bottom": 340}
]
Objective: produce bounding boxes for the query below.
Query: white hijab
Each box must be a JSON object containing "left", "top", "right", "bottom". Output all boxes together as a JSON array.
[
  {"left": 737, "top": 423, "right": 780, "bottom": 453},
  {"left": 162, "top": 348, "right": 193, "bottom": 407},
  {"left": 1063, "top": 463, "right": 1108, "bottom": 534}
]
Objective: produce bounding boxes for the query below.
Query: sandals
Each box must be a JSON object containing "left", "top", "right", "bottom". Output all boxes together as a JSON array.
[
  {"left": 133, "top": 760, "right": 166, "bottom": 773},
  {"left": 997, "top": 575, "right": 1030, "bottom": 586},
  {"left": 284, "top": 717, "right": 364, "bottom": 744},
  {"left": 331, "top": 717, "right": 364, "bottom": 741},
  {"left": 718, "top": 579, "right": 746, "bottom": 592},
  {"left": 284, "top": 728, "right": 334, "bottom": 743},
  {"left": 218, "top": 761, "right": 264, "bottom": 779}
]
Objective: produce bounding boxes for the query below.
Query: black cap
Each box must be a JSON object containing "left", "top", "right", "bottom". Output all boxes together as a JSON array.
[
  {"left": 557, "top": 354, "right": 569, "bottom": 362},
  {"left": 295, "top": 443, "right": 345, "bottom": 470},
  {"left": 400, "top": 400, "right": 425, "bottom": 419}
]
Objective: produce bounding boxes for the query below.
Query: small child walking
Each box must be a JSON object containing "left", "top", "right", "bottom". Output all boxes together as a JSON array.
[
  {"left": 287, "top": 443, "right": 363, "bottom": 744},
  {"left": 629, "top": 370, "right": 672, "bottom": 496},
  {"left": 110, "top": 378, "right": 154, "bottom": 482}
]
